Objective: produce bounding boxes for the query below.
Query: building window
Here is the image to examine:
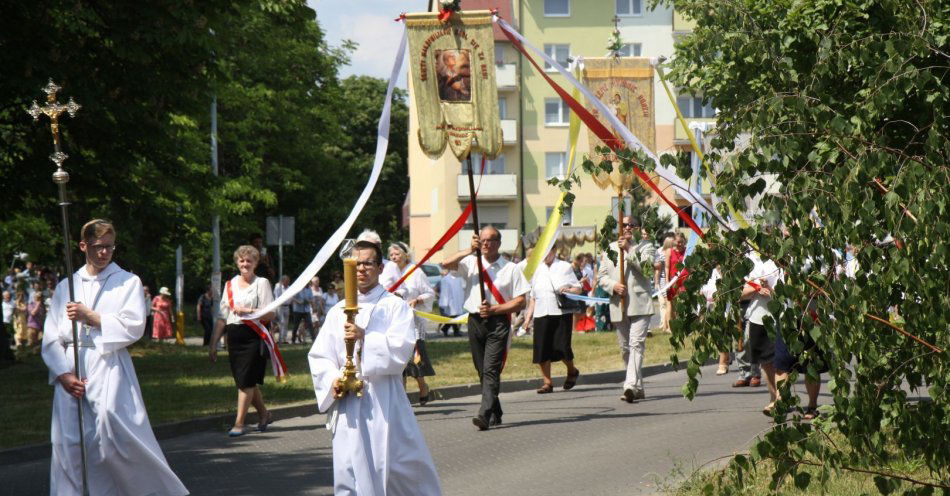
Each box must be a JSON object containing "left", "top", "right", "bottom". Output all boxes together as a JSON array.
[
  {"left": 546, "top": 206, "right": 573, "bottom": 226},
  {"left": 463, "top": 206, "right": 509, "bottom": 230},
  {"left": 677, "top": 206, "right": 696, "bottom": 228},
  {"left": 545, "top": 152, "right": 567, "bottom": 179},
  {"left": 611, "top": 196, "right": 633, "bottom": 222},
  {"left": 544, "top": 98, "right": 569, "bottom": 126},
  {"left": 498, "top": 97, "right": 508, "bottom": 119},
  {"left": 543, "top": 44, "right": 570, "bottom": 71},
  {"left": 495, "top": 45, "right": 506, "bottom": 65},
  {"left": 676, "top": 95, "right": 717, "bottom": 118},
  {"left": 544, "top": 0, "right": 570, "bottom": 16},
  {"left": 617, "top": 43, "right": 642, "bottom": 57},
  {"left": 616, "top": 0, "right": 642, "bottom": 16},
  {"left": 465, "top": 153, "right": 506, "bottom": 175}
]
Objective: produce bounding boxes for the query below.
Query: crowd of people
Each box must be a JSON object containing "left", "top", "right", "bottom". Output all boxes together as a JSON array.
[
  {"left": 3, "top": 261, "right": 59, "bottom": 350},
  {"left": 30, "top": 215, "right": 844, "bottom": 495}
]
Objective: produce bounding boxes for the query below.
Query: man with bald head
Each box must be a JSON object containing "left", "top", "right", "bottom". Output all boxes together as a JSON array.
[{"left": 442, "top": 226, "right": 529, "bottom": 430}]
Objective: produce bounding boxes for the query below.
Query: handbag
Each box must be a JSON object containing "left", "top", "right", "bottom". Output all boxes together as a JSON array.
[{"left": 551, "top": 277, "right": 585, "bottom": 313}]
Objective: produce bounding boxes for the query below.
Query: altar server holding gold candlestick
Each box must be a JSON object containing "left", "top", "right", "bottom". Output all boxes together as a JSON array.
[{"left": 309, "top": 240, "right": 442, "bottom": 495}]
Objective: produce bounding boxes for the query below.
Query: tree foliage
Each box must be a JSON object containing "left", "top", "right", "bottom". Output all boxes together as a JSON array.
[
  {"left": 0, "top": 1, "right": 409, "bottom": 295},
  {"left": 654, "top": 0, "right": 948, "bottom": 492}
]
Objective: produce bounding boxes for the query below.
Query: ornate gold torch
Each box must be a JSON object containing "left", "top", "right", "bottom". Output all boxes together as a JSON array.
[
  {"left": 334, "top": 239, "right": 364, "bottom": 399},
  {"left": 28, "top": 79, "right": 89, "bottom": 495}
]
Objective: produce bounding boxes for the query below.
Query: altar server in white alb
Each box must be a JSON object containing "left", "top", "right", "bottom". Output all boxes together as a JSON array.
[
  {"left": 41, "top": 219, "right": 188, "bottom": 496},
  {"left": 309, "top": 240, "right": 442, "bottom": 496}
]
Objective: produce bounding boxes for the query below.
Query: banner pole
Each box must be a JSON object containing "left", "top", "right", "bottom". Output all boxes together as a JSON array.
[
  {"left": 466, "top": 153, "right": 487, "bottom": 303},
  {"left": 617, "top": 191, "right": 626, "bottom": 311}
]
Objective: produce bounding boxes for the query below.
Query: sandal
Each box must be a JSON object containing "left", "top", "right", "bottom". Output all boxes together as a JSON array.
[
  {"left": 536, "top": 383, "right": 554, "bottom": 394},
  {"left": 257, "top": 412, "right": 273, "bottom": 432},
  {"left": 418, "top": 386, "right": 430, "bottom": 406},
  {"left": 228, "top": 426, "right": 246, "bottom": 437},
  {"left": 563, "top": 369, "right": 580, "bottom": 390},
  {"left": 803, "top": 406, "right": 819, "bottom": 420},
  {"left": 762, "top": 402, "right": 776, "bottom": 417}
]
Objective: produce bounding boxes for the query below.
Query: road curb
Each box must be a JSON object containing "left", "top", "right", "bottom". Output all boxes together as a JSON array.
[{"left": 2, "top": 361, "right": 684, "bottom": 466}]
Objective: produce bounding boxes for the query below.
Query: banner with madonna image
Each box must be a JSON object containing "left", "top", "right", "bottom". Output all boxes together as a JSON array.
[
  {"left": 582, "top": 57, "right": 656, "bottom": 183},
  {"left": 405, "top": 10, "right": 503, "bottom": 160}
]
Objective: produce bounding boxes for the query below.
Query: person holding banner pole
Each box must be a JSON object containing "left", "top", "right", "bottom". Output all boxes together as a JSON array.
[
  {"left": 442, "top": 226, "right": 529, "bottom": 431},
  {"left": 209, "top": 245, "right": 277, "bottom": 437},
  {"left": 597, "top": 216, "right": 656, "bottom": 403}
]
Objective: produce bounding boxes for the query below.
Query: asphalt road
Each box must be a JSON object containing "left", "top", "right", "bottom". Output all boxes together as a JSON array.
[{"left": 0, "top": 362, "right": 808, "bottom": 495}]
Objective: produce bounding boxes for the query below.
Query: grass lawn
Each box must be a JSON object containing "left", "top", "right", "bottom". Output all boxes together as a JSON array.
[
  {"left": 669, "top": 436, "right": 946, "bottom": 496},
  {"left": 3, "top": 330, "right": 692, "bottom": 449}
]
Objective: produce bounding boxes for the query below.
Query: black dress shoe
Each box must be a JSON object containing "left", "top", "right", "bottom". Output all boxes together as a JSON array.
[{"left": 472, "top": 416, "right": 489, "bottom": 431}]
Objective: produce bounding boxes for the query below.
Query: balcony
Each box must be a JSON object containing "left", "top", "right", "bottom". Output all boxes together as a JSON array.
[
  {"left": 496, "top": 63, "right": 517, "bottom": 90},
  {"left": 456, "top": 229, "right": 519, "bottom": 253},
  {"left": 673, "top": 118, "right": 716, "bottom": 143},
  {"left": 457, "top": 174, "right": 518, "bottom": 200},
  {"left": 501, "top": 119, "right": 517, "bottom": 144}
]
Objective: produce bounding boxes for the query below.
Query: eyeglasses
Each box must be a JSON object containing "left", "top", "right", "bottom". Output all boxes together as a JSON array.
[
  {"left": 89, "top": 243, "right": 116, "bottom": 253},
  {"left": 622, "top": 223, "right": 637, "bottom": 228},
  {"left": 355, "top": 261, "right": 377, "bottom": 269}
]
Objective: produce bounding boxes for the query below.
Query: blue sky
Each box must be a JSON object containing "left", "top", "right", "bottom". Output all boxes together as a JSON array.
[{"left": 306, "top": 0, "right": 429, "bottom": 86}]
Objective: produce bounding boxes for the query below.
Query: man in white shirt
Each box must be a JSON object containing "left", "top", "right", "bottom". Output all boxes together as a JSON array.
[
  {"left": 41, "top": 219, "right": 187, "bottom": 496},
  {"left": 442, "top": 226, "right": 529, "bottom": 430},
  {"left": 740, "top": 251, "right": 783, "bottom": 415},
  {"left": 437, "top": 269, "right": 464, "bottom": 336},
  {"left": 289, "top": 284, "right": 314, "bottom": 344},
  {"left": 273, "top": 275, "right": 292, "bottom": 344},
  {"left": 1, "top": 290, "right": 14, "bottom": 362},
  {"left": 309, "top": 241, "right": 442, "bottom": 495}
]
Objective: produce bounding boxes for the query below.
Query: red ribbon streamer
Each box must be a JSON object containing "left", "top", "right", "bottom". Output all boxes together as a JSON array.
[
  {"left": 500, "top": 26, "right": 704, "bottom": 237},
  {"left": 388, "top": 156, "right": 487, "bottom": 293}
]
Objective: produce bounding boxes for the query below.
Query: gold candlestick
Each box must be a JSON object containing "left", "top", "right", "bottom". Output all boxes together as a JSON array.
[{"left": 335, "top": 242, "right": 364, "bottom": 399}]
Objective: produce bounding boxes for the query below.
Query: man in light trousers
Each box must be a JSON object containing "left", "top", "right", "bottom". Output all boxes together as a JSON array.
[{"left": 597, "top": 216, "right": 656, "bottom": 403}]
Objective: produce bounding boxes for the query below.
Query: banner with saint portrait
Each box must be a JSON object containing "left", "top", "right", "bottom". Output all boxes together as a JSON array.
[
  {"left": 406, "top": 10, "right": 503, "bottom": 160},
  {"left": 582, "top": 57, "right": 656, "bottom": 165}
]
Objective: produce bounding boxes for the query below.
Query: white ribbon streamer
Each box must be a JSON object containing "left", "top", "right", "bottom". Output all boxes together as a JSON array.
[
  {"left": 247, "top": 28, "right": 408, "bottom": 320},
  {"left": 561, "top": 292, "right": 610, "bottom": 305},
  {"left": 495, "top": 17, "right": 729, "bottom": 229}
]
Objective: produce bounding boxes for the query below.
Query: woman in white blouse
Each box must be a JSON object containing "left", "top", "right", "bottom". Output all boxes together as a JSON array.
[
  {"left": 209, "top": 245, "right": 277, "bottom": 436},
  {"left": 388, "top": 242, "right": 437, "bottom": 405},
  {"left": 523, "top": 248, "right": 583, "bottom": 394}
]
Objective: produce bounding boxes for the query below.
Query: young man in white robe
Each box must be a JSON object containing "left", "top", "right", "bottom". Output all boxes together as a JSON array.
[
  {"left": 309, "top": 240, "right": 442, "bottom": 496},
  {"left": 41, "top": 219, "right": 188, "bottom": 496}
]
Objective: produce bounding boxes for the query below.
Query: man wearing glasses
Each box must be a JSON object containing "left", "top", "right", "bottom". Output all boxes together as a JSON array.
[
  {"left": 309, "top": 240, "right": 442, "bottom": 494},
  {"left": 442, "top": 226, "right": 529, "bottom": 431},
  {"left": 597, "top": 216, "right": 657, "bottom": 403},
  {"left": 41, "top": 219, "right": 188, "bottom": 495}
]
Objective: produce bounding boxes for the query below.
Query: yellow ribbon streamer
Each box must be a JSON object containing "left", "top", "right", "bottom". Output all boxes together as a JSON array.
[
  {"left": 523, "top": 65, "right": 584, "bottom": 281},
  {"left": 413, "top": 309, "right": 469, "bottom": 324},
  {"left": 655, "top": 64, "right": 751, "bottom": 230}
]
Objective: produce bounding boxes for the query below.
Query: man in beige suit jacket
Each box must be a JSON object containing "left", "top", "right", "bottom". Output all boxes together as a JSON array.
[{"left": 597, "top": 216, "right": 657, "bottom": 403}]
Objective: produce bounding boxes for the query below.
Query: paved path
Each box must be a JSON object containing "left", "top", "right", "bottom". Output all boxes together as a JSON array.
[{"left": 3, "top": 363, "right": 806, "bottom": 495}]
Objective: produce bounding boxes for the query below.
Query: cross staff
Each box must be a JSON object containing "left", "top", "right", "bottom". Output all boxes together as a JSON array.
[{"left": 28, "top": 79, "right": 89, "bottom": 496}]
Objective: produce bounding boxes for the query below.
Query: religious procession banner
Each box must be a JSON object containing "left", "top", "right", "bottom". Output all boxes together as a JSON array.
[
  {"left": 582, "top": 58, "right": 656, "bottom": 190},
  {"left": 405, "top": 10, "right": 503, "bottom": 160}
]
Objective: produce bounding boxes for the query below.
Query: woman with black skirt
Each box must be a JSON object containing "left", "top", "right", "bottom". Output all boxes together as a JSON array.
[
  {"left": 210, "top": 245, "right": 276, "bottom": 436},
  {"left": 388, "top": 242, "right": 437, "bottom": 405},
  {"left": 523, "top": 248, "right": 583, "bottom": 393}
]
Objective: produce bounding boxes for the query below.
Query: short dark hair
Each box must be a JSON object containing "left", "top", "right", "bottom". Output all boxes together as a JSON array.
[{"left": 354, "top": 240, "right": 383, "bottom": 266}]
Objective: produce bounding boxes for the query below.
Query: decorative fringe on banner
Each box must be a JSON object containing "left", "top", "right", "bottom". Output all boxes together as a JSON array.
[
  {"left": 495, "top": 16, "right": 726, "bottom": 235},
  {"left": 247, "top": 29, "right": 408, "bottom": 320}
]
